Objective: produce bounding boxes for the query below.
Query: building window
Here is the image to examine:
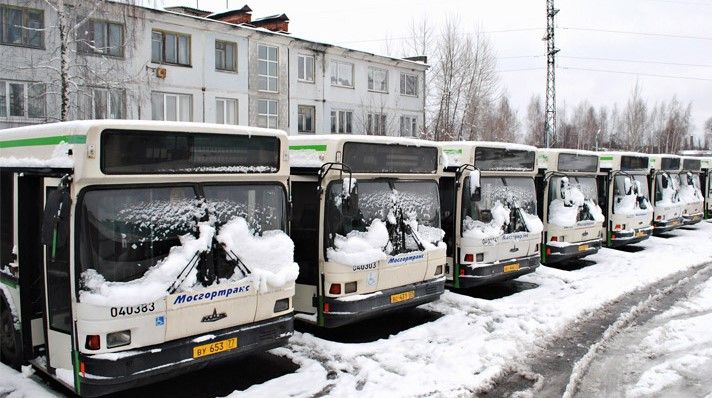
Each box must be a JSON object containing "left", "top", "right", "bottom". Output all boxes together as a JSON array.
[
  {"left": 400, "top": 73, "right": 418, "bottom": 96},
  {"left": 0, "top": 80, "right": 45, "bottom": 118},
  {"left": 330, "top": 61, "right": 354, "bottom": 88},
  {"left": 91, "top": 88, "right": 125, "bottom": 119},
  {"left": 298, "top": 105, "right": 315, "bottom": 133},
  {"left": 0, "top": 6, "right": 43, "bottom": 48},
  {"left": 368, "top": 68, "right": 388, "bottom": 93},
  {"left": 257, "top": 99, "right": 277, "bottom": 128},
  {"left": 151, "top": 30, "right": 190, "bottom": 66},
  {"left": 216, "top": 97, "right": 238, "bottom": 124},
  {"left": 151, "top": 92, "right": 192, "bottom": 121},
  {"left": 367, "top": 113, "right": 387, "bottom": 135},
  {"left": 215, "top": 40, "right": 237, "bottom": 72},
  {"left": 400, "top": 115, "right": 418, "bottom": 137},
  {"left": 257, "top": 44, "right": 278, "bottom": 92},
  {"left": 78, "top": 20, "right": 123, "bottom": 57},
  {"left": 330, "top": 110, "right": 353, "bottom": 134},
  {"left": 297, "top": 54, "right": 314, "bottom": 82}
]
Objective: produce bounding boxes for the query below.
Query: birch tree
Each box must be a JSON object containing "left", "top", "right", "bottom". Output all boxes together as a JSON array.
[{"left": 524, "top": 95, "right": 545, "bottom": 146}]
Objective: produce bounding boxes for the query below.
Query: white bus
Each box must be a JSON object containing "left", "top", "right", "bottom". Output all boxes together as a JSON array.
[
  {"left": 537, "top": 149, "right": 604, "bottom": 263},
  {"left": 288, "top": 136, "right": 446, "bottom": 327},
  {"left": 648, "top": 154, "right": 684, "bottom": 233},
  {"left": 440, "top": 142, "right": 542, "bottom": 288},
  {"left": 597, "top": 152, "right": 654, "bottom": 247},
  {"left": 679, "top": 156, "right": 705, "bottom": 225},
  {"left": 701, "top": 157, "right": 712, "bottom": 220},
  {"left": 0, "top": 121, "right": 297, "bottom": 396}
]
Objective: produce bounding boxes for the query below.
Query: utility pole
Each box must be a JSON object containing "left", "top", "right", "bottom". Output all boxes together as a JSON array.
[{"left": 544, "top": 0, "right": 559, "bottom": 148}]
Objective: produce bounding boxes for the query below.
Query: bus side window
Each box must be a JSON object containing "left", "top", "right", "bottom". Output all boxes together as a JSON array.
[
  {"left": 43, "top": 188, "right": 72, "bottom": 334},
  {"left": 291, "top": 182, "right": 319, "bottom": 286},
  {"left": 438, "top": 177, "right": 456, "bottom": 258}
]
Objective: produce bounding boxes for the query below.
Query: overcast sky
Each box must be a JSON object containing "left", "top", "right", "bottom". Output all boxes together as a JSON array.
[{"left": 162, "top": 0, "right": 712, "bottom": 136}]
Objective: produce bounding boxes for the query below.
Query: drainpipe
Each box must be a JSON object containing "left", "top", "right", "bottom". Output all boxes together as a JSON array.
[{"left": 287, "top": 46, "right": 290, "bottom": 134}]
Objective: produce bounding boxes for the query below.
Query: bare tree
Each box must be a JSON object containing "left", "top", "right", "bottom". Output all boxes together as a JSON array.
[
  {"left": 621, "top": 81, "right": 649, "bottom": 151},
  {"left": 524, "top": 95, "right": 545, "bottom": 146},
  {"left": 705, "top": 117, "right": 712, "bottom": 149},
  {"left": 1, "top": 0, "right": 148, "bottom": 122},
  {"left": 482, "top": 94, "right": 519, "bottom": 142}
]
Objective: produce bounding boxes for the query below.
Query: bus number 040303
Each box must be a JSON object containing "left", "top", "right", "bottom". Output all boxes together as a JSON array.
[{"left": 110, "top": 303, "right": 156, "bottom": 317}]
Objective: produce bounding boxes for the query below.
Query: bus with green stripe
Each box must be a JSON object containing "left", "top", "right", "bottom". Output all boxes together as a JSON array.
[
  {"left": 596, "top": 152, "right": 654, "bottom": 247},
  {"left": 439, "top": 142, "right": 542, "bottom": 288},
  {"left": 648, "top": 154, "right": 685, "bottom": 234},
  {"left": 0, "top": 120, "right": 296, "bottom": 396},
  {"left": 288, "top": 136, "right": 446, "bottom": 327}
]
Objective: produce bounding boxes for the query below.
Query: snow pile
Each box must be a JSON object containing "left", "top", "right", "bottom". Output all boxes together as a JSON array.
[
  {"left": 521, "top": 212, "right": 544, "bottom": 234},
  {"left": 656, "top": 173, "right": 680, "bottom": 208},
  {"left": 79, "top": 223, "right": 215, "bottom": 306},
  {"left": 462, "top": 201, "right": 510, "bottom": 239},
  {"left": 289, "top": 149, "right": 324, "bottom": 168},
  {"left": 549, "top": 177, "right": 604, "bottom": 227},
  {"left": 216, "top": 217, "right": 299, "bottom": 291},
  {"left": 614, "top": 180, "right": 652, "bottom": 215},
  {"left": 169, "top": 166, "right": 276, "bottom": 173},
  {"left": 417, "top": 225, "right": 446, "bottom": 249},
  {"left": 677, "top": 172, "right": 703, "bottom": 205},
  {"left": 0, "top": 141, "right": 74, "bottom": 168},
  {"left": 326, "top": 219, "right": 389, "bottom": 265},
  {"left": 0, "top": 363, "right": 58, "bottom": 397}
]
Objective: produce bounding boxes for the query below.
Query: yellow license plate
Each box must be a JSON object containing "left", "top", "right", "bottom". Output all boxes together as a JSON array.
[
  {"left": 390, "top": 290, "right": 415, "bottom": 304},
  {"left": 635, "top": 231, "right": 647, "bottom": 238},
  {"left": 192, "top": 337, "right": 238, "bottom": 359},
  {"left": 578, "top": 245, "right": 589, "bottom": 252},
  {"left": 503, "top": 263, "right": 520, "bottom": 273}
]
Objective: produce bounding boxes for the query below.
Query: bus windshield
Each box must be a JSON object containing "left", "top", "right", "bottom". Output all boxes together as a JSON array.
[
  {"left": 463, "top": 177, "right": 537, "bottom": 234},
  {"left": 325, "top": 180, "right": 441, "bottom": 254},
  {"left": 613, "top": 174, "right": 651, "bottom": 214},
  {"left": 655, "top": 172, "right": 680, "bottom": 205},
  {"left": 78, "top": 184, "right": 286, "bottom": 284}
]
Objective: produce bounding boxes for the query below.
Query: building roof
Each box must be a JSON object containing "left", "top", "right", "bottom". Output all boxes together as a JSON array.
[
  {"left": 207, "top": 5, "right": 252, "bottom": 20},
  {"left": 163, "top": 6, "right": 211, "bottom": 17},
  {"left": 252, "top": 13, "right": 289, "bottom": 23}
]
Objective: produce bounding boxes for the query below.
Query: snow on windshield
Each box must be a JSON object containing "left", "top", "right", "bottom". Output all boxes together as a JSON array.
[
  {"left": 655, "top": 172, "right": 682, "bottom": 209},
  {"left": 548, "top": 176, "right": 604, "bottom": 228},
  {"left": 326, "top": 181, "right": 444, "bottom": 266},
  {"left": 614, "top": 175, "right": 653, "bottom": 215},
  {"left": 678, "top": 172, "right": 703, "bottom": 205},
  {"left": 80, "top": 222, "right": 216, "bottom": 306},
  {"left": 461, "top": 177, "right": 542, "bottom": 238},
  {"left": 116, "top": 198, "right": 205, "bottom": 240}
]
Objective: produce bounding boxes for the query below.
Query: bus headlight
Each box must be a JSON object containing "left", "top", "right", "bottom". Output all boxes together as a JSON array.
[
  {"left": 106, "top": 330, "right": 131, "bottom": 348},
  {"left": 274, "top": 298, "right": 290, "bottom": 313}
]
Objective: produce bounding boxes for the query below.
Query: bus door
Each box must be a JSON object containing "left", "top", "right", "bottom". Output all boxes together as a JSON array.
[{"left": 41, "top": 177, "right": 74, "bottom": 372}]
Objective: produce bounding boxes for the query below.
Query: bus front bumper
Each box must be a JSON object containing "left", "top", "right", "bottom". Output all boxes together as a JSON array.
[
  {"left": 683, "top": 212, "right": 704, "bottom": 225},
  {"left": 77, "top": 314, "right": 293, "bottom": 397},
  {"left": 322, "top": 277, "right": 445, "bottom": 328},
  {"left": 653, "top": 217, "right": 683, "bottom": 234},
  {"left": 608, "top": 226, "right": 654, "bottom": 247},
  {"left": 545, "top": 238, "right": 601, "bottom": 264},
  {"left": 448, "top": 254, "right": 540, "bottom": 289}
]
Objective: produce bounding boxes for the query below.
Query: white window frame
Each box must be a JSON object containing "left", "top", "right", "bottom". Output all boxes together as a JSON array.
[
  {"left": 297, "top": 54, "right": 315, "bottom": 83},
  {"left": 257, "top": 44, "right": 279, "bottom": 92},
  {"left": 330, "top": 60, "right": 354, "bottom": 88},
  {"left": 297, "top": 105, "right": 315, "bottom": 133},
  {"left": 400, "top": 73, "right": 418, "bottom": 97},
  {"left": 151, "top": 91, "right": 192, "bottom": 122},
  {"left": 330, "top": 109, "right": 353, "bottom": 134},
  {"left": 216, "top": 97, "right": 238, "bottom": 124},
  {"left": 368, "top": 67, "right": 388, "bottom": 93},
  {"left": 399, "top": 115, "right": 418, "bottom": 137},
  {"left": 367, "top": 113, "right": 387, "bottom": 135},
  {"left": 0, "top": 79, "right": 45, "bottom": 119},
  {"left": 215, "top": 40, "right": 237, "bottom": 72},
  {"left": 257, "top": 99, "right": 278, "bottom": 128},
  {"left": 90, "top": 87, "right": 125, "bottom": 119}
]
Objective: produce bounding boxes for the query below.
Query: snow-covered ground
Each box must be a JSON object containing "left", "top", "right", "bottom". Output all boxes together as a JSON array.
[{"left": 2, "top": 224, "right": 712, "bottom": 397}]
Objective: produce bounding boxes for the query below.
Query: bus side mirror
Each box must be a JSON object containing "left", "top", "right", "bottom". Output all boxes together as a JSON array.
[
  {"left": 468, "top": 170, "right": 481, "bottom": 202},
  {"left": 41, "top": 187, "right": 71, "bottom": 249},
  {"left": 662, "top": 176, "right": 669, "bottom": 189}
]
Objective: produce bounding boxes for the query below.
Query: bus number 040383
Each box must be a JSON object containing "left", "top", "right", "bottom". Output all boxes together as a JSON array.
[{"left": 110, "top": 303, "right": 156, "bottom": 318}]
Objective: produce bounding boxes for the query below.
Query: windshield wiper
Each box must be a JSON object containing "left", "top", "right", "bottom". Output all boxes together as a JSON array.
[
  {"left": 166, "top": 250, "right": 202, "bottom": 295},
  {"left": 219, "top": 242, "right": 252, "bottom": 278},
  {"left": 389, "top": 206, "right": 426, "bottom": 252}
]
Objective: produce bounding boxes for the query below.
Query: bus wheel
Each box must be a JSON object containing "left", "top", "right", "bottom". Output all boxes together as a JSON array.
[{"left": 0, "top": 295, "right": 21, "bottom": 369}]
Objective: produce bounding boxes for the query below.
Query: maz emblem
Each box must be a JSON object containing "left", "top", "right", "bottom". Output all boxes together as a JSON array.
[{"left": 201, "top": 308, "right": 227, "bottom": 323}]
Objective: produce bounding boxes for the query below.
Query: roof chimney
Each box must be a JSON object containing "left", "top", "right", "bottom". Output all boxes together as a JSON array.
[
  {"left": 252, "top": 13, "right": 289, "bottom": 32},
  {"left": 208, "top": 5, "right": 253, "bottom": 24}
]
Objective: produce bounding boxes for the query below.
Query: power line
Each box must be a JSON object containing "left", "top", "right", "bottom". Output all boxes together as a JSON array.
[
  {"left": 643, "top": 0, "right": 712, "bottom": 6},
  {"left": 560, "top": 26, "right": 712, "bottom": 41},
  {"left": 498, "top": 67, "right": 546, "bottom": 72},
  {"left": 559, "top": 66, "right": 712, "bottom": 81},
  {"left": 335, "top": 27, "right": 543, "bottom": 45},
  {"left": 560, "top": 55, "right": 712, "bottom": 68}
]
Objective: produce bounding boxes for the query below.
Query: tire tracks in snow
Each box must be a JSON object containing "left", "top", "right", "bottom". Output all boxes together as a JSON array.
[{"left": 480, "top": 260, "right": 712, "bottom": 398}]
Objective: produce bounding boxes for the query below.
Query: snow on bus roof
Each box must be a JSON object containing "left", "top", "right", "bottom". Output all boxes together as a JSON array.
[{"left": 440, "top": 141, "right": 537, "bottom": 152}]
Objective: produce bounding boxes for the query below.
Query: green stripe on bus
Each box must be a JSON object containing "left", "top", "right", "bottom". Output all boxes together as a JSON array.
[
  {"left": 0, "top": 134, "right": 86, "bottom": 148},
  {"left": 599, "top": 155, "right": 613, "bottom": 161},
  {"left": 443, "top": 148, "right": 463, "bottom": 155},
  {"left": 73, "top": 350, "right": 81, "bottom": 395},
  {"left": 289, "top": 144, "right": 327, "bottom": 152},
  {"left": 51, "top": 228, "right": 58, "bottom": 259},
  {"left": 0, "top": 275, "right": 17, "bottom": 289}
]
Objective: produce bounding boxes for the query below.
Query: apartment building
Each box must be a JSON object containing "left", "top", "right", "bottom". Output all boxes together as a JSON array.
[{"left": 0, "top": 1, "right": 427, "bottom": 137}]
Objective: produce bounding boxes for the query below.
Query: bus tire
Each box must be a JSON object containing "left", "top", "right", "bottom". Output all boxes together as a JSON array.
[{"left": 0, "top": 294, "right": 21, "bottom": 369}]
